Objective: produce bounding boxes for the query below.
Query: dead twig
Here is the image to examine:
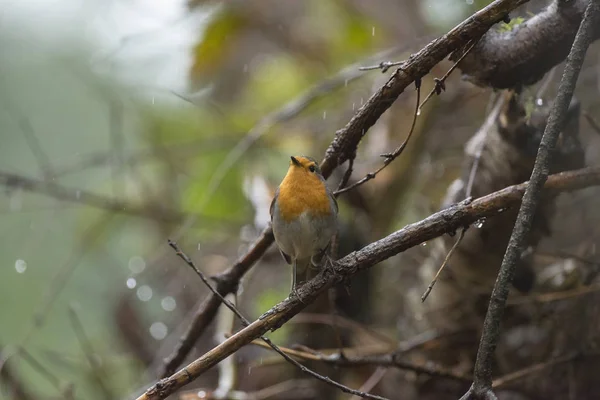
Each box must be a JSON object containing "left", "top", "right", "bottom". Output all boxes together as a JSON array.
[
  {"left": 421, "top": 227, "right": 468, "bottom": 302},
  {"left": 418, "top": 39, "right": 480, "bottom": 113},
  {"left": 334, "top": 79, "right": 421, "bottom": 196},
  {"left": 68, "top": 305, "right": 114, "bottom": 400},
  {"left": 583, "top": 110, "right": 600, "bottom": 135}
]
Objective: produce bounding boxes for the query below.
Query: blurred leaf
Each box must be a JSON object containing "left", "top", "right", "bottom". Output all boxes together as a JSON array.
[
  {"left": 190, "top": 8, "right": 246, "bottom": 83},
  {"left": 182, "top": 150, "right": 250, "bottom": 221},
  {"left": 235, "top": 55, "right": 312, "bottom": 123}
]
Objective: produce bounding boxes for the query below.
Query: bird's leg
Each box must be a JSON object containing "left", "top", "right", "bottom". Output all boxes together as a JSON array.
[{"left": 291, "top": 259, "right": 298, "bottom": 295}]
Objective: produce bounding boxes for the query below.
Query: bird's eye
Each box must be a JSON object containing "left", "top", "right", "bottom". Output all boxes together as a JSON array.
[{"left": 309, "top": 165, "right": 316, "bottom": 173}]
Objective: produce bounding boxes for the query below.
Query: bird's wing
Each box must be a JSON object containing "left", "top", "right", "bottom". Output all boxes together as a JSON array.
[
  {"left": 280, "top": 249, "right": 292, "bottom": 264},
  {"left": 269, "top": 187, "right": 279, "bottom": 223}
]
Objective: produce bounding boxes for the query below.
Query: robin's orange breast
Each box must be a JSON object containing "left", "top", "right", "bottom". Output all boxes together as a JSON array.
[{"left": 277, "top": 169, "right": 332, "bottom": 222}]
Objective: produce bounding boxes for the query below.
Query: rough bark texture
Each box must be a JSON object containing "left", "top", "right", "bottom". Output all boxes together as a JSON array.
[
  {"left": 453, "top": 0, "right": 600, "bottom": 89},
  {"left": 404, "top": 89, "right": 598, "bottom": 399}
]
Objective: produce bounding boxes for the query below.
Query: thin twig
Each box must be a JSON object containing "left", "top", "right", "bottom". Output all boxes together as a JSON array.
[
  {"left": 336, "top": 158, "right": 355, "bottom": 192},
  {"left": 108, "top": 100, "right": 125, "bottom": 198},
  {"left": 466, "top": 94, "right": 505, "bottom": 197},
  {"left": 507, "top": 282, "right": 600, "bottom": 305},
  {"left": 349, "top": 368, "right": 388, "bottom": 400},
  {"left": 0, "top": 90, "right": 55, "bottom": 179},
  {"left": 0, "top": 170, "right": 187, "bottom": 223},
  {"left": 583, "top": 110, "right": 600, "bottom": 135},
  {"left": 245, "top": 338, "right": 470, "bottom": 383},
  {"left": 492, "top": 353, "right": 578, "bottom": 388},
  {"left": 168, "top": 241, "right": 389, "bottom": 400},
  {"left": 68, "top": 305, "right": 113, "bottom": 400},
  {"left": 461, "top": 3, "right": 600, "bottom": 398},
  {"left": 418, "top": 39, "right": 480, "bottom": 113},
  {"left": 421, "top": 95, "right": 502, "bottom": 302},
  {"left": 18, "top": 348, "right": 63, "bottom": 393},
  {"left": 359, "top": 60, "right": 406, "bottom": 72},
  {"left": 334, "top": 79, "right": 421, "bottom": 196},
  {"left": 421, "top": 227, "right": 468, "bottom": 302},
  {"left": 137, "top": 166, "right": 600, "bottom": 400},
  {"left": 290, "top": 313, "right": 396, "bottom": 346}
]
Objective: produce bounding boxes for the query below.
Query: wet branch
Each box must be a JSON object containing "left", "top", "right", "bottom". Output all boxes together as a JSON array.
[
  {"left": 460, "top": 1, "right": 600, "bottom": 398},
  {"left": 137, "top": 166, "right": 600, "bottom": 400},
  {"left": 160, "top": 0, "right": 529, "bottom": 377}
]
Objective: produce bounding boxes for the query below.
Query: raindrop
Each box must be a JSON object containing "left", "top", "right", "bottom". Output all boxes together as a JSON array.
[
  {"left": 126, "top": 278, "right": 137, "bottom": 289},
  {"left": 15, "top": 259, "right": 27, "bottom": 274},
  {"left": 149, "top": 322, "right": 168, "bottom": 340},
  {"left": 161, "top": 296, "right": 177, "bottom": 312},
  {"left": 474, "top": 218, "right": 486, "bottom": 229},
  {"left": 360, "top": 97, "right": 364, "bottom": 105},
  {"left": 137, "top": 285, "right": 153, "bottom": 301},
  {"left": 497, "top": 208, "right": 505, "bottom": 213},
  {"left": 352, "top": 103, "right": 356, "bottom": 111},
  {"left": 197, "top": 243, "right": 202, "bottom": 251},
  {"left": 128, "top": 256, "right": 146, "bottom": 274},
  {"left": 151, "top": 97, "right": 155, "bottom": 105},
  {"left": 421, "top": 242, "right": 427, "bottom": 247},
  {"left": 466, "top": 0, "right": 474, "bottom": 4},
  {"left": 75, "top": 190, "right": 81, "bottom": 199},
  {"left": 372, "top": 26, "right": 375, "bottom": 36},
  {"left": 243, "top": 64, "right": 248, "bottom": 73},
  {"left": 536, "top": 98, "right": 544, "bottom": 106},
  {"left": 344, "top": 79, "right": 348, "bottom": 87},
  {"left": 323, "top": 111, "right": 327, "bottom": 120},
  {"left": 417, "top": 108, "right": 422, "bottom": 116}
]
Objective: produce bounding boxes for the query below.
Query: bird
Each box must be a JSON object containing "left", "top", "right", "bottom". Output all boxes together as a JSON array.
[{"left": 270, "top": 156, "right": 338, "bottom": 298}]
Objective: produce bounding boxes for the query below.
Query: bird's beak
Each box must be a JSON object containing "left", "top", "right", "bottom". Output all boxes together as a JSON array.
[{"left": 290, "top": 156, "right": 300, "bottom": 166}]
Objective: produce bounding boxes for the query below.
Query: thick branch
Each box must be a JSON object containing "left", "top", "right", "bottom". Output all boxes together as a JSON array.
[
  {"left": 454, "top": 0, "right": 600, "bottom": 89},
  {"left": 138, "top": 166, "right": 600, "bottom": 400},
  {"left": 160, "top": 0, "right": 530, "bottom": 376},
  {"left": 321, "top": 0, "right": 528, "bottom": 176},
  {"left": 463, "top": 1, "right": 599, "bottom": 398}
]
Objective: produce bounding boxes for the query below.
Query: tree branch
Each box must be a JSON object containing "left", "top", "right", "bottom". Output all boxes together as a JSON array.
[
  {"left": 320, "top": 0, "right": 528, "bottom": 177},
  {"left": 168, "top": 241, "right": 389, "bottom": 400},
  {"left": 453, "top": 0, "right": 600, "bottom": 89},
  {"left": 461, "top": 1, "right": 600, "bottom": 399},
  {"left": 138, "top": 166, "right": 600, "bottom": 400},
  {"left": 0, "top": 170, "right": 186, "bottom": 223},
  {"left": 160, "top": 0, "right": 530, "bottom": 377}
]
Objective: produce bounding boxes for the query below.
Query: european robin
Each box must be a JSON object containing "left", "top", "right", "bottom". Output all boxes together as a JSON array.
[{"left": 270, "top": 156, "right": 338, "bottom": 297}]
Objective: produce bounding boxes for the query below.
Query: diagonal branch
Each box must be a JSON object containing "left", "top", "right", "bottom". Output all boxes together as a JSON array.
[
  {"left": 461, "top": 1, "right": 600, "bottom": 399},
  {"left": 160, "top": 0, "right": 530, "bottom": 377},
  {"left": 168, "top": 241, "right": 388, "bottom": 400},
  {"left": 138, "top": 166, "right": 600, "bottom": 400}
]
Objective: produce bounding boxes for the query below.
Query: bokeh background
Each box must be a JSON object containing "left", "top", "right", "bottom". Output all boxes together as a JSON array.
[{"left": 2, "top": 1, "right": 600, "bottom": 399}]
